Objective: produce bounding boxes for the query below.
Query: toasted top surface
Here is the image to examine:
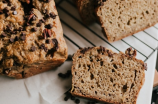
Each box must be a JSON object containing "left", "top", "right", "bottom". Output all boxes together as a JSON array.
[
  {"left": 96, "top": 0, "right": 158, "bottom": 42},
  {"left": 71, "top": 47, "right": 146, "bottom": 104},
  {"left": 0, "top": 0, "right": 67, "bottom": 71}
]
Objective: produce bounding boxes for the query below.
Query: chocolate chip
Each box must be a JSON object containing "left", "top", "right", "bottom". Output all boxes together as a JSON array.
[
  {"left": 40, "top": 19, "right": 45, "bottom": 23},
  {"left": 50, "top": 12, "right": 57, "bottom": 19},
  {"left": 6, "top": 25, "right": 12, "bottom": 32},
  {"left": 45, "top": 39, "right": 50, "bottom": 44},
  {"left": 46, "top": 0, "right": 51, "bottom": 3},
  {"left": 75, "top": 99, "right": 80, "bottom": 103},
  {"left": 3, "top": 7, "right": 9, "bottom": 13},
  {"left": 64, "top": 96, "right": 69, "bottom": 101},
  {"left": 30, "top": 46, "right": 36, "bottom": 52},
  {"left": 21, "top": 33, "right": 26, "bottom": 41},
  {"left": 11, "top": 6, "right": 16, "bottom": 11},
  {"left": 71, "top": 96, "right": 75, "bottom": 100},
  {"left": 7, "top": 2, "right": 11, "bottom": 6},
  {"left": 9, "top": 38, "right": 14, "bottom": 43},
  {"left": 52, "top": 38, "right": 58, "bottom": 50},
  {"left": 36, "top": 22, "right": 42, "bottom": 27},
  {"left": 123, "top": 85, "right": 127, "bottom": 89},
  {"left": 66, "top": 54, "right": 73, "bottom": 61},
  {"left": 12, "top": 11, "right": 17, "bottom": 15},
  {"left": 40, "top": 44, "right": 47, "bottom": 52},
  {"left": 45, "top": 24, "right": 53, "bottom": 29},
  {"left": 5, "top": 12, "right": 9, "bottom": 17},
  {"left": 3, "top": 68, "right": 11, "bottom": 75},
  {"left": 18, "top": 27, "right": 23, "bottom": 31},
  {"left": 1, "top": 33, "right": 7, "bottom": 37},
  {"left": 31, "top": 27, "right": 37, "bottom": 32},
  {"left": 14, "top": 36, "right": 19, "bottom": 41}
]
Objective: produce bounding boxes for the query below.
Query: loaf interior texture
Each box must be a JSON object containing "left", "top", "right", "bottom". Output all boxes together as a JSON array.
[
  {"left": 0, "top": 0, "right": 67, "bottom": 78},
  {"left": 71, "top": 47, "right": 146, "bottom": 104},
  {"left": 96, "top": 0, "right": 158, "bottom": 42}
]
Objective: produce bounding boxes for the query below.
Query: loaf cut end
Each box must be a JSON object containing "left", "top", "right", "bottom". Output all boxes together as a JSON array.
[{"left": 71, "top": 47, "right": 146, "bottom": 104}]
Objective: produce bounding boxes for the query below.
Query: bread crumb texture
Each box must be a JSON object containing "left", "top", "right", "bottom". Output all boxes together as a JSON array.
[
  {"left": 71, "top": 47, "right": 145, "bottom": 104},
  {"left": 96, "top": 0, "right": 158, "bottom": 42}
]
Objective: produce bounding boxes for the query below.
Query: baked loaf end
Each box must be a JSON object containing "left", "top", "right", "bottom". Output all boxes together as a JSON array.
[
  {"left": 0, "top": 0, "right": 67, "bottom": 78},
  {"left": 96, "top": 0, "right": 158, "bottom": 42},
  {"left": 71, "top": 47, "right": 146, "bottom": 104},
  {"left": 76, "top": 0, "right": 96, "bottom": 24}
]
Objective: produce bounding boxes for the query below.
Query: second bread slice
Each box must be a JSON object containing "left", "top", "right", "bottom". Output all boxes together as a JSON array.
[
  {"left": 71, "top": 47, "right": 146, "bottom": 104},
  {"left": 96, "top": 0, "right": 158, "bottom": 42}
]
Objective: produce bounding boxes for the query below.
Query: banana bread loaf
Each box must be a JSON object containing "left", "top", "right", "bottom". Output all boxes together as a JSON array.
[
  {"left": 0, "top": 0, "right": 68, "bottom": 78},
  {"left": 96, "top": 0, "right": 158, "bottom": 42},
  {"left": 71, "top": 47, "right": 146, "bottom": 104}
]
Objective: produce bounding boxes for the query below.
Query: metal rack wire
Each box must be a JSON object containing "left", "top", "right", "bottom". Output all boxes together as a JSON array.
[{"left": 56, "top": 0, "right": 158, "bottom": 62}]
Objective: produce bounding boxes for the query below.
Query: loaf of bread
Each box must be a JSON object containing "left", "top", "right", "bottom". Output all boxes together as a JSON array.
[
  {"left": 0, "top": 0, "right": 67, "bottom": 78},
  {"left": 71, "top": 47, "right": 146, "bottom": 104},
  {"left": 96, "top": 0, "right": 158, "bottom": 42}
]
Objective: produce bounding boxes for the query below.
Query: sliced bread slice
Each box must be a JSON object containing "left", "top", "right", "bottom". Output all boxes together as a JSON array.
[
  {"left": 96, "top": 0, "right": 158, "bottom": 42},
  {"left": 71, "top": 47, "right": 146, "bottom": 104}
]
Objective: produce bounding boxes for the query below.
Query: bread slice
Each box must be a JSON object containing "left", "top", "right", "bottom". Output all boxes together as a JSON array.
[
  {"left": 96, "top": 0, "right": 158, "bottom": 42},
  {"left": 71, "top": 47, "right": 146, "bottom": 104},
  {"left": 0, "top": 0, "right": 67, "bottom": 78}
]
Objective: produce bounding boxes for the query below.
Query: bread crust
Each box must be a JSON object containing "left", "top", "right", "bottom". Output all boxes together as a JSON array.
[
  {"left": 71, "top": 47, "right": 145, "bottom": 104},
  {"left": 76, "top": 0, "right": 96, "bottom": 25}
]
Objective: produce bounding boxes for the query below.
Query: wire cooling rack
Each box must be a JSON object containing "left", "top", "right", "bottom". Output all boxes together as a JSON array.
[{"left": 55, "top": 0, "right": 158, "bottom": 63}]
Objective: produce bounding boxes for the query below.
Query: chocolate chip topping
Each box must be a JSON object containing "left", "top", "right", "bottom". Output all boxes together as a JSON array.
[
  {"left": 80, "top": 47, "right": 92, "bottom": 54},
  {"left": 3, "top": 68, "right": 11, "bottom": 75},
  {"left": 52, "top": 38, "right": 58, "bottom": 50},
  {"left": 1, "top": 33, "right": 7, "bottom": 37},
  {"left": 9, "top": 38, "right": 14, "bottom": 43},
  {"left": 45, "top": 24, "right": 53, "bottom": 29},
  {"left": 11, "top": 6, "right": 16, "bottom": 11},
  {"left": 40, "top": 19, "right": 45, "bottom": 23},
  {"left": 12, "top": 11, "right": 17, "bottom": 15},
  {"left": 3, "top": 7, "right": 9, "bottom": 13},
  {"left": 36, "top": 22, "right": 42, "bottom": 27},
  {"left": 7, "top": 2, "right": 11, "bottom": 6},
  {"left": 30, "top": 46, "right": 36, "bottom": 52},
  {"left": 40, "top": 43, "right": 47, "bottom": 52},
  {"left": 107, "top": 50, "right": 113, "bottom": 57},
  {"left": 31, "top": 27, "right": 37, "bottom": 32},
  {"left": 50, "top": 12, "right": 57, "bottom": 19},
  {"left": 125, "top": 47, "right": 137, "bottom": 58},
  {"left": 21, "top": 32, "right": 26, "bottom": 41},
  {"left": 14, "top": 36, "right": 19, "bottom": 41},
  {"left": 46, "top": 39, "right": 50, "bottom": 44},
  {"left": 6, "top": 25, "right": 12, "bottom": 32}
]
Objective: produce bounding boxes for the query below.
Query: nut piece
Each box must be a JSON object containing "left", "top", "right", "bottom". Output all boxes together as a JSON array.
[{"left": 125, "top": 47, "right": 137, "bottom": 58}]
